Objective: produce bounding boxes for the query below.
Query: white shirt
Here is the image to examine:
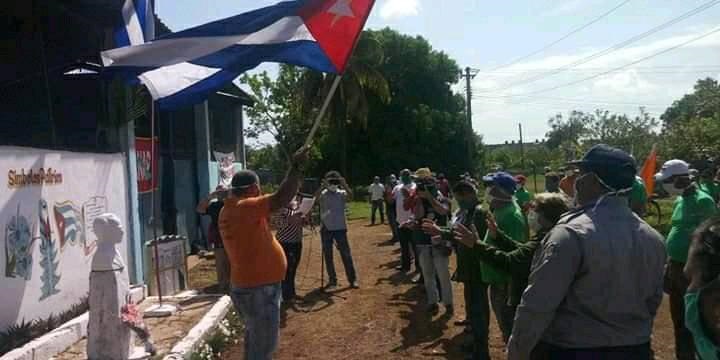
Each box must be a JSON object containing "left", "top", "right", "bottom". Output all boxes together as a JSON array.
[
  {"left": 393, "top": 182, "right": 416, "bottom": 225},
  {"left": 369, "top": 183, "right": 385, "bottom": 201}
]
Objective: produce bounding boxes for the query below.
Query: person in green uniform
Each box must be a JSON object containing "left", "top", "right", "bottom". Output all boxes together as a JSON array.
[
  {"left": 656, "top": 159, "right": 718, "bottom": 360},
  {"left": 422, "top": 180, "right": 491, "bottom": 359},
  {"left": 699, "top": 168, "right": 720, "bottom": 203},
  {"left": 513, "top": 175, "right": 534, "bottom": 213},
  {"left": 630, "top": 176, "right": 648, "bottom": 216},
  {"left": 684, "top": 217, "right": 720, "bottom": 360},
  {"left": 480, "top": 172, "right": 528, "bottom": 343},
  {"left": 455, "top": 192, "right": 569, "bottom": 314}
]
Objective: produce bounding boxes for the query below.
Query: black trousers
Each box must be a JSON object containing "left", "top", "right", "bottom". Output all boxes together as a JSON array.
[
  {"left": 371, "top": 200, "right": 385, "bottom": 224},
  {"left": 398, "top": 227, "right": 420, "bottom": 272},
  {"left": 530, "top": 342, "right": 652, "bottom": 360},
  {"left": 281, "top": 242, "right": 302, "bottom": 299}
]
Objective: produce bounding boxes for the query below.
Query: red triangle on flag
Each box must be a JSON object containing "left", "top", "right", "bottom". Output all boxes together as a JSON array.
[{"left": 299, "top": 0, "right": 376, "bottom": 73}]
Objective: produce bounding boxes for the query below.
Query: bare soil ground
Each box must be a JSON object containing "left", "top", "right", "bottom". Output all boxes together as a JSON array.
[{"left": 207, "top": 220, "right": 678, "bottom": 359}]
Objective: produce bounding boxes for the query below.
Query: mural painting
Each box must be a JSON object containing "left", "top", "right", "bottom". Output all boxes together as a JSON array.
[
  {"left": 4, "top": 204, "right": 34, "bottom": 280},
  {"left": 38, "top": 199, "right": 61, "bottom": 301}
]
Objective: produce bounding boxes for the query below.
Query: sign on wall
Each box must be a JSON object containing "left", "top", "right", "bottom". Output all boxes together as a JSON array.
[
  {"left": 136, "top": 137, "right": 159, "bottom": 194},
  {"left": 1, "top": 146, "right": 130, "bottom": 332},
  {"left": 213, "top": 151, "right": 236, "bottom": 188}
]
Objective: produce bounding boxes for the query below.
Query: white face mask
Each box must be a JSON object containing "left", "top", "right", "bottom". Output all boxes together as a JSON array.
[
  {"left": 328, "top": 185, "right": 339, "bottom": 192},
  {"left": 662, "top": 182, "right": 685, "bottom": 196},
  {"left": 527, "top": 211, "right": 542, "bottom": 233}
]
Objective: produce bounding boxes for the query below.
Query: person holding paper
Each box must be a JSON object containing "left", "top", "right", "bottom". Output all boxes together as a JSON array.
[{"left": 272, "top": 194, "right": 305, "bottom": 302}]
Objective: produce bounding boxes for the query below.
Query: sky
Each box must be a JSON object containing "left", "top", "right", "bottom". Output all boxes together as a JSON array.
[{"left": 156, "top": 0, "right": 720, "bottom": 145}]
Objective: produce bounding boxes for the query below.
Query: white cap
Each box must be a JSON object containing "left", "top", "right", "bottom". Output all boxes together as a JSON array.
[{"left": 655, "top": 159, "right": 690, "bottom": 182}]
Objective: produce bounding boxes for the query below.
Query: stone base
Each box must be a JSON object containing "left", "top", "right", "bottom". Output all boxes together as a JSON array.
[{"left": 144, "top": 303, "right": 179, "bottom": 318}]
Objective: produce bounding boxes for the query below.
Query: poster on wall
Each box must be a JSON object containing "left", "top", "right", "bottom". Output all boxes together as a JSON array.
[
  {"left": 213, "top": 151, "right": 236, "bottom": 188},
  {"left": 136, "top": 137, "right": 159, "bottom": 194},
  {"left": 1, "top": 146, "right": 130, "bottom": 332}
]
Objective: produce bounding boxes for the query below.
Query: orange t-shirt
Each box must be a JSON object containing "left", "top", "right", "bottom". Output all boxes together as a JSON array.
[{"left": 219, "top": 195, "right": 287, "bottom": 288}]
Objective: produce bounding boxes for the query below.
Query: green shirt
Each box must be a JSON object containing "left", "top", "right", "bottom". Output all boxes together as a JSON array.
[
  {"left": 699, "top": 181, "right": 720, "bottom": 202},
  {"left": 685, "top": 291, "right": 720, "bottom": 360},
  {"left": 481, "top": 201, "right": 528, "bottom": 284},
  {"left": 630, "top": 177, "right": 648, "bottom": 206},
  {"left": 515, "top": 187, "right": 533, "bottom": 209},
  {"left": 666, "top": 189, "right": 717, "bottom": 263},
  {"left": 441, "top": 205, "right": 489, "bottom": 284}
]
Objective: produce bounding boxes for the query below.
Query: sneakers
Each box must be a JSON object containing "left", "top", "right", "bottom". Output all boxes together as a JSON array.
[
  {"left": 324, "top": 281, "right": 338, "bottom": 290},
  {"left": 350, "top": 281, "right": 360, "bottom": 289}
]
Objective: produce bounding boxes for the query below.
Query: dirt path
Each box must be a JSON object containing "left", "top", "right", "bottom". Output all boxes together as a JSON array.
[{"left": 222, "top": 220, "right": 678, "bottom": 359}]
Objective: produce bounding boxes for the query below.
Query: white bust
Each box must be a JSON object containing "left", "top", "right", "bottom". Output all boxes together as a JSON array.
[{"left": 91, "top": 214, "right": 126, "bottom": 272}]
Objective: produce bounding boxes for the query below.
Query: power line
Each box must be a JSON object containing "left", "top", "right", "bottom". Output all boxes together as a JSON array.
[
  {"left": 472, "top": 94, "right": 668, "bottom": 107},
  {"left": 486, "top": 25, "right": 720, "bottom": 98},
  {"left": 487, "top": 0, "right": 633, "bottom": 72},
  {"left": 477, "top": 66, "right": 720, "bottom": 75},
  {"left": 478, "top": 0, "right": 720, "bottom": 93}
]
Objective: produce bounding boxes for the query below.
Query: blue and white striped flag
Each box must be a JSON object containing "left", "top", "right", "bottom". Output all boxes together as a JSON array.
[
  {"left": 114, "top": 0, "right": 155, "bottom": 47},
  {"left": 102, "top": 0, "right": 376, "bottom": 110}
]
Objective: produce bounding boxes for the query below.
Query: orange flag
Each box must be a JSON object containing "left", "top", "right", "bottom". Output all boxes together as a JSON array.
[{"left": 640, "top": 144, "right": 658, "bottom": 197}]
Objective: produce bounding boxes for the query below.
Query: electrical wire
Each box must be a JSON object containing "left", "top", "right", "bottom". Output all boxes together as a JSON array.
[
  {"left": 472, "top": 94, "right": 668, "bottom": 107},
  {"left": 477, "top": 0, "right": 720, "bottom": 93},
  {"left": 486, "top": 25, "right": 720, "bottom": 98},
  {"left": 487, "top": 0, "right": 633, "bottom": 72}
]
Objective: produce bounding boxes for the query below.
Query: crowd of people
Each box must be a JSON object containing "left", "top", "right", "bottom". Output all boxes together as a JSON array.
[{"left": 196, "top": 144, "right": 720, "bottom": 360}]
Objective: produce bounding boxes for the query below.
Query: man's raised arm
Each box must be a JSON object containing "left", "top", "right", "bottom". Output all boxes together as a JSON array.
[{"left": 270, "top": 146, "right": 310, "bottom": 212}]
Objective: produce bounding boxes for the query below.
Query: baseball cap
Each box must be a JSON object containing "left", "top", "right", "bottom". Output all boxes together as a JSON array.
[
  {"left": 482, "top": 172, "right": 517, "bottom": 195},
  {"left": 514, "top": 175, "right": 527, "bottom": 185},
  {"left": 414, "top": 167, "right": 433, "bottom": 180},
  {"left": 568, "top": 144, "right": 637, "bottom": 190},
  {"left": 655, "top": 159, "right": 690, "bottom": 182}
]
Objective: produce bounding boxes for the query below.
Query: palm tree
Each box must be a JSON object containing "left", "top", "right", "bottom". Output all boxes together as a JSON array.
[{"left": 303, "top": 32, "right": 391, "bottom": 176}]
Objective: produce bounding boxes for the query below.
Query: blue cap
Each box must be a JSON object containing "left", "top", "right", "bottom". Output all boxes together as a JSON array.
[
  {"left": 569, "top": 144, "right": 637, "bottom": 190},
  {"left": 482, "top": 172, "right": 517, "bottom": 195}
]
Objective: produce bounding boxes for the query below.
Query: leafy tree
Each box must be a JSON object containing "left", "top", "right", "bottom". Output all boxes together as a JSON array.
[
  {"left": 662, "top": 116, "right": 720, "bottom": 162},
  {"left": 661, "top": 78, "right": 720, "bottom": 128},
  {"left": 240, "top": 65, "right": 313, "bottom": 164},
  {"left": 303, "top": 32, "right": 391, "bottom": 176}
]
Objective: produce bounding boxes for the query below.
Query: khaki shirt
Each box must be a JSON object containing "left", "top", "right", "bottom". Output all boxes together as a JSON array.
[{"left": 508, "top": 196, "right": 666, "bottom": 359}]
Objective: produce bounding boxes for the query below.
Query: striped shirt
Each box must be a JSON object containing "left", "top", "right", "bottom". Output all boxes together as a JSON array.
[{"left": 272, "top": 207, "right": 303, "bottom": 243}]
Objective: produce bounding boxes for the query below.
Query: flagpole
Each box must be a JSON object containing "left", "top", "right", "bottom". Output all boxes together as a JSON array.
[
  {"left": 304, "top": 74, "right": 343, "bottom": 147},
  {"left": 150, "top": 98, "right": 164, "bottom": 306}
]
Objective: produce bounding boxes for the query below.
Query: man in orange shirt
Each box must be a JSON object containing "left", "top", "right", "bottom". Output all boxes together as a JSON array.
[{"left": 219, "top": 146, "right": 309, "bottom": 360}]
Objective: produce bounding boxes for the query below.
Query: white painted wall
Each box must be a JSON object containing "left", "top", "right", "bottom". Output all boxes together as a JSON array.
[{"left": 1, "top": 146, "right": 130, "bottom": 332}]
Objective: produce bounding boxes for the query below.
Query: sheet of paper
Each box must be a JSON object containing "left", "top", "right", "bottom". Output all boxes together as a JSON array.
[{"left": 298, "top": 197, "right": 315, "bottom": 215}]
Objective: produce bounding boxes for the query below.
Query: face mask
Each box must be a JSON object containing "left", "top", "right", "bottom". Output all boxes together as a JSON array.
[
  {"left": 328, "top": 185, "right": 339, "bottom": 192},
  {"left": 289, "top": 200, "right": 298, "bottom": 209},
  {"left": 663, "top": 182, "right": 685, "bottom": 196},
  {"left": 401, "top": 175, "right": 411, "bottom": 185},
  {"left": 528, "top": 211, "right": 542, "bottom": 233}
]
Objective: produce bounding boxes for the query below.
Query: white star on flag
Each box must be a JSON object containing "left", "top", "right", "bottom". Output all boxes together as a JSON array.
[{"left": 327, "top": 0, "right": 356, "bottom": 27}]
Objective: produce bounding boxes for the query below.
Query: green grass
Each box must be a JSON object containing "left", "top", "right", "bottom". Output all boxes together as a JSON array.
[{"left": 347, "top": 201, "right": 371, "bottom": 221}]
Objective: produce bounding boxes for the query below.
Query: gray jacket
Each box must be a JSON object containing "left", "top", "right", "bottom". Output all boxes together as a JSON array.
[{"left": 508, "top": 196, "right": 666, "bottom": 359}]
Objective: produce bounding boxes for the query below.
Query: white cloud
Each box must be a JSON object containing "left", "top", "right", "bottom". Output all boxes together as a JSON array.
[
  {"left": 470, "top": 26, "right": 720, "bottom": 144},
  {"left": 379, "top": 0, "right": 420, "bottom": 20}
]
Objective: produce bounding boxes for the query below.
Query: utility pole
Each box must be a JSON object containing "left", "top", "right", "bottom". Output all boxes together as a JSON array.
[
  {"left": 461, "top": 67, "right": 479, "bottom": 171},
  {"left": 519, "top": 123, "right": 525, "bottom": 170}
]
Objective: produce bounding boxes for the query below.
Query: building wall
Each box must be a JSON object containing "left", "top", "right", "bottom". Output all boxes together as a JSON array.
[{"left": 0, "top": 146, "right": 130, "bottom": 332}]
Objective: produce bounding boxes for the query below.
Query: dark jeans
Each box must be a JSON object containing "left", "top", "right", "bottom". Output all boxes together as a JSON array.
[
  {"left": 666, "top": 260, "right": 696, "bottom": 360},
  {"left": 490, "top": 283, "right": 517, "bottom": 344},
  {"left": 321, "top": 228, "right": 357, "bottom": 284},
  {"left": 467, "top": 280, "right": 491, "bottom": 360},
  {"left": 371, "top": 199, "right": 385, "bottom": 224},
  {"left": 387, "top": 204, "right": 398, "bottom": 241},
  {"left": 530, "top": 342, "right": 652, "bottom": 360},
  {"left": 398, "top": 227, "right": 420, "bottom": 272},
  {"left": 280, "top": 242, "right": 302, "bottom": 299}
]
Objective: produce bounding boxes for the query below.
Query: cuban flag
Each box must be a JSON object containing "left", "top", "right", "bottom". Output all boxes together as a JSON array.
[
  {"left": 53, "top": 202, "right": 81, "bottom": 249},
  {"left": 102, "top": 0, "right": 375, "bottom": 110},
  {"left": 114, "top": 0, "right": 155, "bottom": 47}
]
